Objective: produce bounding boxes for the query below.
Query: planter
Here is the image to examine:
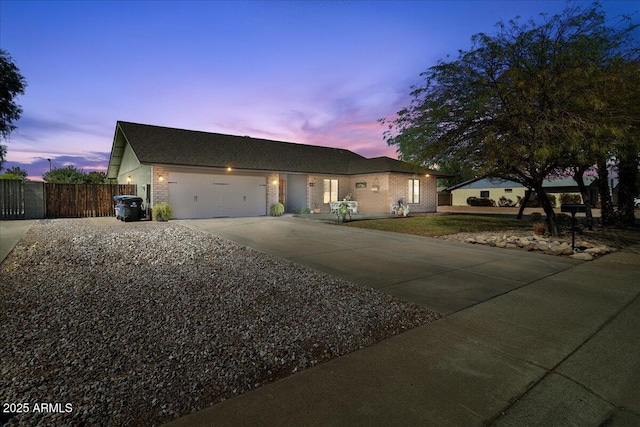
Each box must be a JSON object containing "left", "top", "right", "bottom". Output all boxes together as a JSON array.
[
  {"left": 156, "top": 213, "right": 168, "bottom": 222},
  {"left": 313, "top": 208, "right": 321, "bottom": 214}
]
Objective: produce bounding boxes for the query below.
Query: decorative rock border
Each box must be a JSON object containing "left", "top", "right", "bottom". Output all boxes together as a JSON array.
[{"left": 442, "top": 232, "right": 618, "bottom": 261}]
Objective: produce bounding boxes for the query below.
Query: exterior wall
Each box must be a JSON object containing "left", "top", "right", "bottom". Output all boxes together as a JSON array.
[
  {"left": 117, "top": 142, "right": 152, "bottom": 198},
  {"left": 305, "top": 173, "right": 438, "bottom": 214},
  {"left": 151, "top": 165, "right": 169, "bottom": 207},
  {"left": 387, "top": 173, "right": 437, "bottom": 213},
  {"left": 266, "top": 172, "right": 280, "bottom": 212},
  {"left": 306, "top": 175, "right": 350, "bottom": 213},
  {"left": 423, "top": 174, "right": 438, "bottom": 212},
  {"left": 347, "top": 173, "right": 390, "bottom": 213},
  {"left": 452, "top": 186, "right": 527, "bottom": 206}
]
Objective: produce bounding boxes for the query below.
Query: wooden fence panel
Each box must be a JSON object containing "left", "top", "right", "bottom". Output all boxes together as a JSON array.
[
  {"left": 0, "top": 179, "right": 25, "bottom": 220},
  {"left": 438, "top": 193, "right": 452, "bottom": 206},
  {"left": 45, "top": 184, "right": 136, "bottom": 218}
]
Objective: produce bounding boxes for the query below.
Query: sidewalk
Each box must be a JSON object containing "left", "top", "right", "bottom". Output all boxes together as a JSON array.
[
  {"left": 165, "top": 244, "right": 640, "bottom": 426},
  {"left": 0, "top": 220, "right": 36, "bottom": 263}
]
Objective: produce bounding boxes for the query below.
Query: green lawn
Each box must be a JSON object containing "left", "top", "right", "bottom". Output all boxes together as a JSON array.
[{"left": 345, "top": 214, "right": 533, "bottom": 237}]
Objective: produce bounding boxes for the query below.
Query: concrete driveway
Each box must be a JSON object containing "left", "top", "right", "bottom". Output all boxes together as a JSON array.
[
  {"left": 168, "top": 216, "right": 640, "bottom": 426},
  {"left": 177, "top": 216, "right": 579, "bottom": 315}
]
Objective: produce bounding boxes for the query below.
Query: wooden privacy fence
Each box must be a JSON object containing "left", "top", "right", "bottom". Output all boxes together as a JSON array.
[
  {"left": 0, "top": 179, "right": 24, "bottom": 219},
  {"left": 438, "top": 193, "right": 452, "bottom": 206},
  {"left": 45, "top": 184, "right": 136, "bottom": 218},
  {"left": 0, "top": 181, "right": 136, "bottom": 219}
]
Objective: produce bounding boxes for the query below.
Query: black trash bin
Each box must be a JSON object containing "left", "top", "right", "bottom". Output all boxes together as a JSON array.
[{"left": 114, "top": 195, "right": 143, "bottom": 221}]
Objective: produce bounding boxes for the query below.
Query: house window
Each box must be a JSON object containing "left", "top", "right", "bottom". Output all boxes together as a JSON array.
[
  {"left": 505, "top": 189, "right": 513, "bottom": 193},
  {"left": 480, "top": 191, "right": 490, "bottom": 198},
  {"left": 323, "top": 179, "right": 338, "bottom": 203},
  {"left": 408, "top": 179, "right": 420, "bottom": 204}
]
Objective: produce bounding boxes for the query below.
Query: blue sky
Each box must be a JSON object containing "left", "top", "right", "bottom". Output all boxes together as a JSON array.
[{"left": 1, "top": 0, "right": 638, "bottom": 180}]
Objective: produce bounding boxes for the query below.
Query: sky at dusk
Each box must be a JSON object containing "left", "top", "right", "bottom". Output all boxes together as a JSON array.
[{"left": 1, "top": 0, "right": 638, "bottom": 180}]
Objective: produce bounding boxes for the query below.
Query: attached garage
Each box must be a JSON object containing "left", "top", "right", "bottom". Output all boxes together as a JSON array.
[{"left": 168, "top": 171, "right": 266, "bottom": 218}]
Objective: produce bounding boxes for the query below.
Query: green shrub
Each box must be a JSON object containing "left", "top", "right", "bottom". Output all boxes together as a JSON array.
[
  {"left": 301, "top": 207, "right": 311, "bottom": 214},
  {"left": 467, "top": 196, "right": 496, "bottom": 207},
  {"left": 517, "top": 192, "right": 557, "bottom": 207},
  {"left": 0, "top": 173, "right": 23, "bottom": 180},
  {"left": 153, "top": 202, "right": 173, "bottom": 221},
  {"left": 270, "top": 202, "right": 284, "bottom": 216},
  {"left": 498, "top": 196, "right": 516, "bottom": 207},
  {"left": 559, "top": 193, "right": 582, "bottom": 205}
]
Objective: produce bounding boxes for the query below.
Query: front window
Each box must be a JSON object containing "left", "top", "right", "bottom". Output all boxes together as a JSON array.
[
  {"left": 480, "top": 190, "right": 490, "bottom": 198},
  {"left": 408, "top": 179, "right": 420, "bottom": 204},
  {"left": 324, "top": 179, "right": 338, "bottom": 203}
]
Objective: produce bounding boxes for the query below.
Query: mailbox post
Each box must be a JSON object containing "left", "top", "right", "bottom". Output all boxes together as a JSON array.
[{"left": 560, "top": 204, "right": 586, "bottom": 251}]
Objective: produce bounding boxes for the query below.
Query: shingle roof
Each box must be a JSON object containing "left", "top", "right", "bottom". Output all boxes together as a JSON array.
[
  {"left": 347, "top": 156, "right": 427, "bottom": 174},
  {"left": 109, "top": 121, "right": 441, "bottom": 178}
]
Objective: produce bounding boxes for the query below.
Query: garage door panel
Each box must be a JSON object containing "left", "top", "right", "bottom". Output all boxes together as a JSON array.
[{"left": 167, "top": 172, "right": 266, "bottom": 219}]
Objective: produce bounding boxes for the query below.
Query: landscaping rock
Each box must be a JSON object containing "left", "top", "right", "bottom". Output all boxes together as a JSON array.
[
  {"left": 570, "top": 252, "right": 594, "bottom": 261},
  {"left": 536, "top": 242, "right": 549, "bottom": 251},
  {"left": 440, "top": 228, "right": 626, "bottom": 260}
]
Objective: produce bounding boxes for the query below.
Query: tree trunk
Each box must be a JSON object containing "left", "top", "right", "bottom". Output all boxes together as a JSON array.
[
  {"left": 616, "top": 146, "right": 639, "bottom": 227},
  {"left": 596, "top": 157, "right": 615, "bottom": 226},
  {"left": 573, "top": 167, "right": 594, "bottom": 230},
  {"left": 516, "top": 189, "right": 532, "bottom": 220},
  {"left": 534, "top": 187, "right": 559, "bottom": 236}
]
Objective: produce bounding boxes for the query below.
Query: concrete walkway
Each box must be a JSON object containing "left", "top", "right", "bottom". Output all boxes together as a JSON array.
[{"left": 168, "top": 217, "right": 640, "bottom": 426}]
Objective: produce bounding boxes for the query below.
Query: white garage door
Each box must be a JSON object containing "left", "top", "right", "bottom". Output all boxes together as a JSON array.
[{"left": 167, "top": 172, "right": 266, "bottom": 219}]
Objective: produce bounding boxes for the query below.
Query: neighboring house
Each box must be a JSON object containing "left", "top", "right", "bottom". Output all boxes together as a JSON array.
[
  {"left": 447, "top": 177, "right": 601, "bottom": 207},
  {"left": 106, "top": 121, "right": 441, "bottom": 219}
]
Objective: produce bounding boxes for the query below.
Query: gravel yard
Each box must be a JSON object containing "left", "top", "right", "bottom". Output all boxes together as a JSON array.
[{"left": 0, "top": 219, "right": 440, "bottom": 426}]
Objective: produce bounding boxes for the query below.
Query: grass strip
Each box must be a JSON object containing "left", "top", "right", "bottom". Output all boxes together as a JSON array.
[{"left": 345, "top": 214, "right": 533, "bottom": 237}]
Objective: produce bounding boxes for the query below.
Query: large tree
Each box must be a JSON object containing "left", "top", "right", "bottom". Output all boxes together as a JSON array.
[
  {"left": 0, "top": 49, "right": 27, "bottom": 170},
  {"left": 382, "top": 3, "right": 638, "bottom": 235},
  {"left": 43, "top": 165, "right": 107, "bottom": 184},
  {"left": 43, "top": 165, "right": 88, "bottom": 184},
  {"left": 609, "top": 61, "right": 640, "bottom": 226},
  {"left": 2, "top": 166, "right": 28, "bottom": 179}
]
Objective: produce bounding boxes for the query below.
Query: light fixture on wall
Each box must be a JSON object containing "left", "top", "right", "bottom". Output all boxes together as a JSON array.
[
  {"left": 425, "top": 174, "right": 430, "bottom": 177},
  {"left": 127, "top": 176, "right": 132, "bottom": 184},
  {"left": 158, "top": 175, "right": 164, "bottom": 182},
  {"left": 226, "top": 166, "right": 232, "bottom": 172},
  {"left": 372, "top": 177, "right": 380, "bottom": 192},
  {"left": 272, "top": 179, "right": 278, "bottom": 185}
]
